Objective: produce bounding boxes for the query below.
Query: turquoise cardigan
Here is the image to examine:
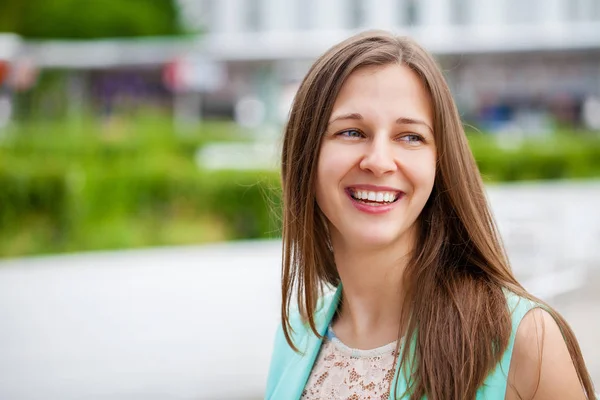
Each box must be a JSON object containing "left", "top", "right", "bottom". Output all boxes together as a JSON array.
[{"left": 265, "top": 286, "right": 537, "bottom": 399}]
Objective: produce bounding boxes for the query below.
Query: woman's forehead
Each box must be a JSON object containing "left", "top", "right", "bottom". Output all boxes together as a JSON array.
[{"left": 330, "top": 64, "right": 433, "bottom": 126}]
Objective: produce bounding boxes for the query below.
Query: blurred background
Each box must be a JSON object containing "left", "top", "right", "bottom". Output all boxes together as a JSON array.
[{"left": 0, "top": 0, "right": 598, "bottom": 399}]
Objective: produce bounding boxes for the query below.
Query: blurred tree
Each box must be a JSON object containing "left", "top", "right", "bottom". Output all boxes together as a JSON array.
[
  {"left": 0, "top": 1, "right": 22, "bottom": 34},
  {"left": 0, "top": 0, "right": 184, "bottom": 39}
]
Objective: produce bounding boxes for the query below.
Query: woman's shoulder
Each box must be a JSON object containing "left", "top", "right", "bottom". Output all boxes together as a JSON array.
[
  {"left": 505, "top": 302, "right": 588, "bottom": 399},
  {"left": 476, "top": 289, "right": 539, "bottom": 398},
  {"left": 480, "top": 289, "right": 588, "bottom": 399}
]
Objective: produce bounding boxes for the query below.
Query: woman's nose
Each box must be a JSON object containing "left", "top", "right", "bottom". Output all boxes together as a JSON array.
[{"left": 358, "top": 137, "right": 398, "bottom": 177}]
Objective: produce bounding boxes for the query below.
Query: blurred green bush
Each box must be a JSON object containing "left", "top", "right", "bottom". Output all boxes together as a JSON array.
[
  {"left": 0, "top": 118, "right": 599, "bottom": 258},
  {"left": 468, "top": 133, "right": 600, "bottom": 181},
  {"left": 0, "top": 0, "right": 185, "bottom": 39},
  {"left": 0, "top": 117, "right": 281, "bottom": 257}
]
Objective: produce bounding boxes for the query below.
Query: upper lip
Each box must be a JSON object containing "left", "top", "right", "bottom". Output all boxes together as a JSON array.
[{"left": 346, "top": 184, "right": 403, "bottom": 193}]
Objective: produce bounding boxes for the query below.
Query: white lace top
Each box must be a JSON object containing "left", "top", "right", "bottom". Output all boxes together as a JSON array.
[{"left": 301, "top": 326, "right": 398, "bottom": 399}]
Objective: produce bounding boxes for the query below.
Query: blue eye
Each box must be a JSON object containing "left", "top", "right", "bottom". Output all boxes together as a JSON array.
[
  {"left": 339, "top": 129, "right": 363, "bottom": 138},
  {"left": 400, "top": 134, "right": 423, "bottom": 143}
]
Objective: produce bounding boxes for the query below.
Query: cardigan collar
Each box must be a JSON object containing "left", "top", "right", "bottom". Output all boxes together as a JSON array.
[
  {"left": 269, "top": 284, "right": 413, "bottom": 399},
  {"left": 269, "top": 286, "right": 342, "bottom": 399}
]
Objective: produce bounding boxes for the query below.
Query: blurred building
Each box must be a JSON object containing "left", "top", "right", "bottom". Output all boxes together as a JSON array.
[
  {"left": 2, "top": 1, "right": 600, "bottom": 131},
  {"left": 0, "top": 34, "right": 201, "bottom": 123},
  {"left": 184, "top": 0, "right": 600, "bottom": 131}
]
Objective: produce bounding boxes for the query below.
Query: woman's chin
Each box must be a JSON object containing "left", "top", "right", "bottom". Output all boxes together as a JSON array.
[{"left": 344, "top": 231, "right": 405, "bottom": 251}]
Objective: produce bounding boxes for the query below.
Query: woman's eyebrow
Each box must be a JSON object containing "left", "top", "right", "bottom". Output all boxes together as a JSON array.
[
  {"left": 327, "top": 112, "right": 363, "bottom": 126},
  {"left": 396, "top": 117, "right": 433, "bottom": 134},
  {"left": 328, "top": 113, "right": 433, "bottom": 133}
]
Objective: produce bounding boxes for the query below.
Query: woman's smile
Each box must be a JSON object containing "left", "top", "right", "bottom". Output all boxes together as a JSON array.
[{"left": 345, "top": 186, "right": 405, "bottom": 214}]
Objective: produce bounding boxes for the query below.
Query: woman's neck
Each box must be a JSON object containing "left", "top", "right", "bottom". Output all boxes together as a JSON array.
[{"left": 330, "top": 236, "right": 413, "bottom": 350}]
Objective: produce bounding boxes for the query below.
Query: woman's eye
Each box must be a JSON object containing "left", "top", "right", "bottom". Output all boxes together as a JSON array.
[
  {"left": 338, "top": 129, "right": 363, "bottom": 138},
  {"left": 399, "top": 134, "right": 423, "bottom": 144}
]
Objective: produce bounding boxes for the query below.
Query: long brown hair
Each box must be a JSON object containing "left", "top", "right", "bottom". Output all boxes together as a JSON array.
[{"left": 279, "top": 30, "right": 595, "bottom": 399}]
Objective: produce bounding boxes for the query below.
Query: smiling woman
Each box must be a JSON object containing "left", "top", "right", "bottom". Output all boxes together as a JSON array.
[{"left": 265, "top": 31, "right": 596, "bottom": 400}]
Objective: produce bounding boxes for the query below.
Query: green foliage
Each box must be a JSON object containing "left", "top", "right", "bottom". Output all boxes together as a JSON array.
[
  {"left": 0, "top": 0, "right": 184, "bottom": 39},
  {"left": 468, "top": 133, "right": 600, "bottom": 182},
  {"left": 0, "top": 118, "right": 280, "bottom": 257}
]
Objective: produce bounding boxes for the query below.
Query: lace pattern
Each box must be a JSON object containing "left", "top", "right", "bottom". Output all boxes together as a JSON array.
[{"left": 301, "top": 327, "right": 398, "bottom": 400}]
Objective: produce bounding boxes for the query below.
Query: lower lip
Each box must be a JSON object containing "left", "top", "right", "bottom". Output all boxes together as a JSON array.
[{"left": 346, "top": 191, "right": 403, "bottom": 214}]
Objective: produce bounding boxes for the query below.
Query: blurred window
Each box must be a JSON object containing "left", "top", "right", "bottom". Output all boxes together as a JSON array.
[
  {"left": 567, "top": 0, "right": 582, "bottom": 21},
  {"left": 594, "top": 1, "right": 600, "bottom": 20},
  {"left": 296, "top": 0, "right": 314, "bottom": 30},
  {"left": 245, "top": 0, "right": 263, "bottom": 32},
  {"left": 348, "top": 0, "right": 366, "bottom": 29},
  {"left": 505, "top": 0, "right": 539, "bottom": 24},
  {"left": 178, "top": 0, "right": 213, "bottom": 32},
  {"left": 198, "top": 0, "right": 214, "bottom": 32},
  {"left": 398, "top": 0, "right": 419, "bottom": 27},
  {"left": 567, "top": 0, "right": 600, "bottom": 21},
  {"left": 450, "top": 0, "right": 469, "bottom": 25}
]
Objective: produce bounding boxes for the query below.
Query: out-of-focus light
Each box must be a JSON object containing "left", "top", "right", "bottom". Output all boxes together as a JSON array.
[
  {"left": 0, "top": 96, "right": 12, "bottom": 128},
  {"left": 235, "top": 96, "right": 266, "bottom": 128},
  {"left": 10, "top": 57, "right": 38, "bottom": 92},
  {"left": 279, "top": 82, "right": 299, "bottom": 123},
  {"left": 195, "top": 142, "right": 279, "bottom": 170},
  {"left": 583, "top": 96, "right": 600, "bottom": 131},
  {"left": 0, "top": 61, "right": 9, "bottom": 85},
  {"left": 163, "top": 56, "right": 225, "bottom": 93}
]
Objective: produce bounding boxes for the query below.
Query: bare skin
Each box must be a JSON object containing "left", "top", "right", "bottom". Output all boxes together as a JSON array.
[
  {"left": 328, "top": 233, "right": 411, "bottom": 350},
  {"left": 506, "top": 308, "right": 588, "bottom": 400}
]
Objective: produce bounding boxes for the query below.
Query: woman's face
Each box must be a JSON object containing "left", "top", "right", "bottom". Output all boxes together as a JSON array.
[{"left": 315, "top": 63, "right": 436, "bottom": 252}]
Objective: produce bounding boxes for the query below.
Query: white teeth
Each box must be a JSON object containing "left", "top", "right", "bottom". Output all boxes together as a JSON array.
[{"left": 351, "top": 190, "right": 398, "bottom": 203}]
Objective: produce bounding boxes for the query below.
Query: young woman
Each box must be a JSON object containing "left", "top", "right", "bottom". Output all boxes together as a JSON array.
[{"left": 265, "top": 31, "right": 596, "bottom": 400}]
